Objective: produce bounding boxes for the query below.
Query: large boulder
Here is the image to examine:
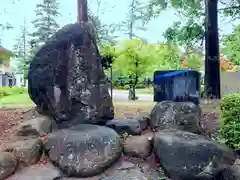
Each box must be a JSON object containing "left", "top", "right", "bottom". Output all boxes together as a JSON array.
[
  {"left": 44, "top": 124, "right": 122, "bottom": 177},
  {"left": 150, "top": 101, "right": 202, "bottom": 133},
  {"left": 28, "top": 22, "right": 114, "bottom": 128},
  {"left": 10, "top": 162, "right": 62, "bottom": 180},
  {"left": 154, "top": 129, "right": 237, "bottom": 180},
  {"left": 0, "top": 152, "right": 17, "bottom": 180}
]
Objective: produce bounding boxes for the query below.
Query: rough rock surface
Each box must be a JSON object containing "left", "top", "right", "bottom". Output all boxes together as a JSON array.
[
  {"left": 4, "top": 138, "right": 43, "bottom": 167},
  {"left": 218, "top": 159, "right": 240, "bottom": 180},
  {"left": 154, "top": 129, "right": 237, "bottom": 180},
  {"left": 150, "top": 101, "right": 202, "bottom": 133},
  {"left": 44, "top": 124, "right": 122, "bottom": 177},
  {"left": 123, "top": 115, "right": 149, "bottom": 131},
  {"left": 0, "top": 152, "right": 17, "bottom": 180},
  {"left": 10, "top": 163, "right": 62, "bottom": 180},
  {"left": 123, "top": 135, "right": 153, "bottom": 158},
  {"left": 106, "top": 118, "right": 142, "bottom": 135},
  {"left": 28, "top": 22, "right": 114, "bottom": 128},
  {"left": 16, "top": 116, "right": 53, "bottom": 137}
]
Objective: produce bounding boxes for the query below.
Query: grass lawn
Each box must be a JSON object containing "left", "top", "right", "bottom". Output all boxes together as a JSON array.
[
  {"left": 0, "top": 92, "right": 219, "bottom": 117},
  {"left": 0, "top": 93, "right": 155, "bottom": 116},
  {"left": 135, "top": 88, "right": 153, "bottom": 94},
  {"left": 0, "top": 93, "right": 34, "bottom": 107}
]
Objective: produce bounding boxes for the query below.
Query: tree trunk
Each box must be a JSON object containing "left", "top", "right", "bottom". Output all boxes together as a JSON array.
[
  {"left": 77, "top": 0, "right": 88, "bottom": 22},
  {"left": 204, "top": 0, "right": 220, "bottom": 99}
]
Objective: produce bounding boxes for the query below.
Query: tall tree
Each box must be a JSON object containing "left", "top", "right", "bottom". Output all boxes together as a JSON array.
[
  {"left": 12, "top": 18, "right": 36, "bottom": 83},
  {"left": 147, "top": 0, "right": 222, "bottom": 98},
  {"left": 31, "top": 0, "right": 60, "bottom": 43},
  {"left": 12, "top": 18, "right": 31, "bottom": 82},
  {"left": 146, "top": 0, "right": 240, "bottom": 48},
  {"left": 88, "top": 0, "right": 118, "bottom": 46},
  {"left": 120, "top": 0, "right": 149, "bottom": 39},
  {"left": 222, "top": 24, "right": 240, "bottom": 65}
]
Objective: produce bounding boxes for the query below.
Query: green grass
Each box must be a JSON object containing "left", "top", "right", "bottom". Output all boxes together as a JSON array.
[
  {"left": 0, "top": 93, "right": 34, "bottom": 107},
  {"left": 135, "top": 88, "right": 153, "bottom": 94}
]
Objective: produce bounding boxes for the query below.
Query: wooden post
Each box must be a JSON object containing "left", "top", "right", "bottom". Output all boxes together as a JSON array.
[
  {"left": 204, "top": 0, "right": 220, "bottom": 98},
  {"left": 77, "top": 0, "right": 88, "bottom": 22}
]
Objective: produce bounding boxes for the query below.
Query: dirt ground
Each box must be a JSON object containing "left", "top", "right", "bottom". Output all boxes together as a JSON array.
[{"left": 0, "top": 100, "right": 220, "bottom": 147}]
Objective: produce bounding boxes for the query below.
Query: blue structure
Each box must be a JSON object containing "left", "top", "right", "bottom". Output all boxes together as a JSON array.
[{"left": 153, "top": 70, "right": 201, "bottom": 104}]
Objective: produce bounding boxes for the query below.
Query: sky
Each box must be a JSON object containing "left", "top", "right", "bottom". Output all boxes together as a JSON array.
[{"left": 1, "top": 0, "right": 239, "bottom": 50}]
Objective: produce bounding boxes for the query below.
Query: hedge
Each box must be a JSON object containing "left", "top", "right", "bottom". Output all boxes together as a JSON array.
[
  {"left": 220, "top": 93, "right": 240, "bottom": 149},
  {"left": 0, "top": 86, "right": 27, "bottom": 97}
]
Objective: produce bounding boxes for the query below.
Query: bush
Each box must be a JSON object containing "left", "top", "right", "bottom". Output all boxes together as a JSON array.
[
  {"left": 0, "top": 86, "right": 27, "bottom": 97},
  {"left": 123, "top": 85, "right": 130, "bottom": 90},
  {"left": 220, "top": 93, "right": 240, "bottom": 149}
]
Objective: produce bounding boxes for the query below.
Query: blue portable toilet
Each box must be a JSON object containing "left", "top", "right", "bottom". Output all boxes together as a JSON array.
[{"left": 153, "top": 70, "right": 201, "bottom": 104}]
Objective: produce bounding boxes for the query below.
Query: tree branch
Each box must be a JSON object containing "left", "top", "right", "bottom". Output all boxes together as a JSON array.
[{"left": 218, "top": 5, "right": 240, "bottom": 11}]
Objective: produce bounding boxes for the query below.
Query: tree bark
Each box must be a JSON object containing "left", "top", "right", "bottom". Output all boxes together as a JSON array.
[
  {"left": 204, "top": 0, "right": 221, "bottom": 98},
  {"left": 77, "top": 0, "right": 88, "bottom": 22}
]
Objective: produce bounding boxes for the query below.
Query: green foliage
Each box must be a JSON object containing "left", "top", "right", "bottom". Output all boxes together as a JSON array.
[
  {"left": 0, "top": 86, "right": 27, "bottom": 97},
  {"left": 31, "top": 0, "right": 60, "bottom": 43},
  {"left": 182, "top": 53, "right": 203, "bottom": 70},
  {"left": 222, "top": 24, "right": 240, "bottom": 65},
  {"left": 120, "top": 0, "right": 149, "bottom": 39},
  {"left": 123, "top": 85, "right": 130, "bottom": 90},
  {"left": 147, "top": 0, "right": 204, "bottom": 48},
  {"left": 88, "top": 11, "right": 117, "bottom": 46},
  {"left": 220, "top": 93, "right": 240, "bottom": 149},
  {"left": 102, "top": 39, "right": 184, "bottom": 86}
]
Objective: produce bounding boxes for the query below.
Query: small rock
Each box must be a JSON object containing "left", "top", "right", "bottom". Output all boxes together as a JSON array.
[
  {"left": 116, "top": 161, "right": 135, "bottom": 170},
  {"left": 0, "top": 152, "right": 17, "bottom": 180},
  {"left": 10, "top": 163, "right": 62, "bottom": 180},
  {"left": 44, "top": 124, "right": 122, "bottom": 177},
  {"left": 140, "top": 162, "right": 168, "bottom": 180},
  {"left": 4, "top": 138, "right": 43, "bottom": 167},
  {"left": 150, "top": 101, "right": 202, "bottom": 134},
  {"left": 123, "top": 115, "right": 149, "bottom": 131},
  {"left": 106, "top": 118, "right": 142, "bottom": 135},
  {"left": 123, "top": 135, "right": 152, "bottom": 158},
  {"left": 16, "top": 116, "right": 54, "bottom": 137},
  {"left": 101, "top": 168, "right": 149, "bottom": 180},
  {"left": 154, "top": 129, "right": 237, "bottom": 179},
  {"left": 61, "top": 177, "right": 99, "bottom": 180}
]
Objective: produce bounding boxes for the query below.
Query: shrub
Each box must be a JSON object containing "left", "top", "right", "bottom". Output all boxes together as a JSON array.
[
  {"left": 220, "top": 93, "right": 240, "bottom": 149},
  {"left": 0, "top": 86, "right": 27, "bottom": 97},
  {"left": 123, "top": 85, "right": 130, "bottom": 90}
]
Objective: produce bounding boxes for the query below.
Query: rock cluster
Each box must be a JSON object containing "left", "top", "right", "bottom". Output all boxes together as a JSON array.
[
  {"left": 0, "top": 100, "right": 239, "bottom": 180},
  {"left": 0, "top": 22, "right": 239, "bottom": 180}
]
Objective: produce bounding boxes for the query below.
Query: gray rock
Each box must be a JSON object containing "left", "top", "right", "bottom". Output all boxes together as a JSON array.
[
  {"left": 150, "top": 101, "right": 202, "bottom": 133},
  {"left": 154, "top": 129, "right": 237, "bottom": 180},
  {"left": 28, "top": 22, "right": 114, "bottom": 128},
  {"left": 16, "top": 116, "right": 54, "bottom": 137},
  {"left": 4, "top": 138, "right": 43, "bottom": 167},
  {"left": 123, "top": 135, "right": 153, "bottom": 158},
  {"left": 0, "top": 152, "right": 17, "bottom": 180},
  {"left": 10, "top": 163, "right": 62, "bottom": 180},
  {"left": 101, "top": 168, "right": 149, "bottom": 180},
  {"left": 124, "top": 115, "right": 149, "bottom": 131},
  {"left": 106, "top": 118, "right": 142, "bottom": 135},
  {"left": 218, "top": 159, "right": 240, "bottom": 180},
  {"left": 44, "top": 124, "right": 122, "bottom": 177}
]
